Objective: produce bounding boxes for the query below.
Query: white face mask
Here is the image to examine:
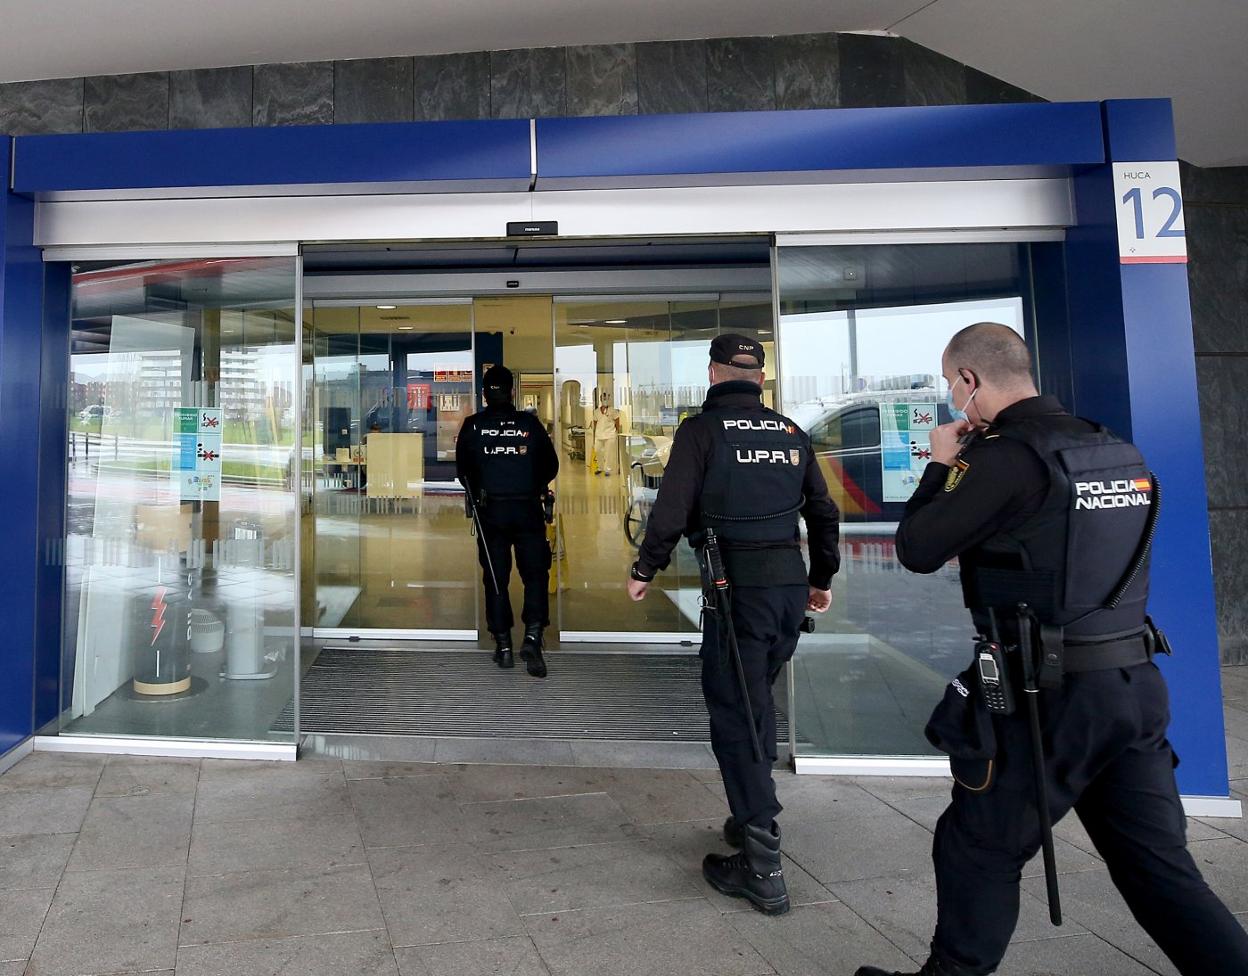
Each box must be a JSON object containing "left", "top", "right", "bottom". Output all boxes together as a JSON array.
[{"left": 947, "top": 374, "right": 978, "bottom": 422}]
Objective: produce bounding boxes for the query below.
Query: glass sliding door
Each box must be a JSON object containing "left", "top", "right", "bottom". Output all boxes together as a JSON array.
[
  {"left": 308, "top": 301, "right": 478, "bottom": 637},
  {"left": 62, "top": 256, "right": 300, "bottom": 743},
  {"left": 776, "top": 243, "right": 1034, "bottom": 759},
  {"left": 552, "top": 294, "right": 775, "bottom": 641}
]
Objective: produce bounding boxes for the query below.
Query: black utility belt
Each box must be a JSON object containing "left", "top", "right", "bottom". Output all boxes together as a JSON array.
[{"left": 1061, "top": 633, "right": 1153, "bottom": 673}]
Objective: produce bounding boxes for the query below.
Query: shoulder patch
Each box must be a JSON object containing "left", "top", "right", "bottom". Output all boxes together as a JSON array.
[{"left": 944, "top": 459, "right": 970, "bottom": 492}]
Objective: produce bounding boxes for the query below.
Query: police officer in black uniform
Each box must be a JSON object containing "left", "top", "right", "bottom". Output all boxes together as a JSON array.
[
  {"left": 856, "top": 323, "right": 1248, "bottom": 976},
  {"left": 456, "top": 365, "right": 559, "bottom": 678},
  {"left": 627, "top": 334, "right": 840, "bottom": 916}
]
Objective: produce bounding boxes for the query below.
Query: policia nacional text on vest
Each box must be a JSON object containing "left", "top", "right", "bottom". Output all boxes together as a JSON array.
[{"left": 864, "top": 394, "right": 1248, "bottom": 976}]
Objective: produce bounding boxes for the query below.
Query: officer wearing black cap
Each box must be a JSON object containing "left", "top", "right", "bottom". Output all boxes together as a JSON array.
[
  {"left": 855, "top": 323, "right": 1248, "bottom": 976},
  {"left": 627, "top": 334, "right": 840, "bottom": 915},
  {"left": 456, "top": 365, "right": 559, "bottom": 677}
]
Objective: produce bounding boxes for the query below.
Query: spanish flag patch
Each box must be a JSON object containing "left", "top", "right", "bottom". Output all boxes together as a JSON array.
[{"left": 945, "top": 459, "right": 970, "bottom": 492}]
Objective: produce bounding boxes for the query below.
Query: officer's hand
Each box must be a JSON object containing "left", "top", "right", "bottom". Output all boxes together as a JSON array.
[
  {"left": 930, "top": 419, "right": 976, "bottom": 466},
  {"left": 807, "top": 587, "right": 831, "bottom": 613},
  {"left": 627, "top": 579, "right": 649, "bottom": 602}
]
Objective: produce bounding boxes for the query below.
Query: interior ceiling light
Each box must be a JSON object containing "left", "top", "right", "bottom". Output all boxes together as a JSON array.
[
  {"left": 398, "top": 326, "right": 414, "bottom": 331},
  {"left": 606, "top": 319, "right": 627, "bottom": 325},
  {"left": 376, "top": 304, "right": 397, "bottom": 310}
]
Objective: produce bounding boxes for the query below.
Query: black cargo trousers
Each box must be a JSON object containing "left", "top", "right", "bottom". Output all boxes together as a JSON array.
[
  {"left": 933, "top": 662, "right": 1248, "bottom": 975},
  {"left": 476, "top": 499, "right": 551, "bottom": 634},
  {"left": 700, "top": 583, "right": 808, "bottom": 830}
]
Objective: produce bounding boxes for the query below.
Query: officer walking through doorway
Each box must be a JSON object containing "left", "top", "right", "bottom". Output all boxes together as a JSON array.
[
  {"left": 456, "top": 365, "right": 559, "bottom": 678},
  {"left": 855, "top": 323, "right": 1248, "bottom": 976},
  {"left": 627, "top": 334, "right": 840, "bottom": 915}
]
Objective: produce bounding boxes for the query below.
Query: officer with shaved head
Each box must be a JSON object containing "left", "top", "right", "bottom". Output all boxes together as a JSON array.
[
  {"left": 627, "top": 334, "right": 840, "bottom": 916},
  {"left": 855, "top": 322, "right": 1248, "bottom": 976}
]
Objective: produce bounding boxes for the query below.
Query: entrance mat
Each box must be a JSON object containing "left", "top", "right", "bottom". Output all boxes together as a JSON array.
[{"left": 276, "top": 646, "right": 789, "bottom": 742}]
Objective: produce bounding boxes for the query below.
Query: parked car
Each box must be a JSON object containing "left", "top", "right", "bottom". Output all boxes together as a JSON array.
[
  {"left": 78, "top": 404, "right": 113, "bottom": 423},
  {"left": 789, "top": 381, "right": 948, "bottom": 524}
]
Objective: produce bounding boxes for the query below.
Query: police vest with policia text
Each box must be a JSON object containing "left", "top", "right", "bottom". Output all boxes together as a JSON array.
[
  {"left": 699, "top": 411, "right": 806, "bottom": 546},
  {"left": 958, "top": 419, "right": 1153, "bottom": 640}
]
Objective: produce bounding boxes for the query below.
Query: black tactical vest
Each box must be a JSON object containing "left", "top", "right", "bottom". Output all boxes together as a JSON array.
[
  {"left": 471, "top": 411, "right": 538, "bottom": 499},
  {"left": 699, "top": 408, "right": 806, "bottom": 546},
  {"left": 960, "top": 418, "right": 1153, "bottom": 639}
]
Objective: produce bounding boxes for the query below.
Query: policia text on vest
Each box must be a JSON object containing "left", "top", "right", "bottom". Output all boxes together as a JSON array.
[
  {"left": 627, "top": 335, "right": 841, "bottom": 918},
  {"left": 854, "top": 323, "right": 1248, "bottom": 976},
  {"left": 456, "top": 365, "right": 559, "bottom": 678}
]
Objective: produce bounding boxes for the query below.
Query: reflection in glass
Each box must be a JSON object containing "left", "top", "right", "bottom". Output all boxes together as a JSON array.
[
  {"left": 62, "top": 257, "right": 299, "bottom": 742},
  {"left": 778, "top": 244, "right": 1033, "bottom": 758},
  {"left": 553, "top": 297, "right": 775, "bottom": 638},
  {"left": 309, "top": 302, "right": 478, "bottom": 634}
]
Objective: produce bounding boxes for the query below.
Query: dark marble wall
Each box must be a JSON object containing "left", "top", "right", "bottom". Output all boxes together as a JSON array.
[
  {"left": 1183, "top": 162, "right": 1248, "bottom": 663},
  {"left": 0, "top": 34, "right": 1239, "bottom": 659},
  {"left": 0, "top": 32, "right": 1035, "bottom": 135}
]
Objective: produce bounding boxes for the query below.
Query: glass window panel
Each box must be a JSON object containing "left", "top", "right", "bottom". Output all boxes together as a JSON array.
[
  {"left": 62, "top": 256, "right": 299, "bottom": 742},
  {"left": 777, "top": 244, "right": 1032, "bottom": 758}
]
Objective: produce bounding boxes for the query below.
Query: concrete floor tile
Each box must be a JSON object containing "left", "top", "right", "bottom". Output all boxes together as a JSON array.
[
  {"left": 460, "top": 792, "right": 633, "bottom": 853},
  {"left": 1021, "top": 868, "right": 1177, "bottom": 976},
  {"left": 434, "top": 738, "right": 575, "bottom": 766},
  {"left": 1221, "top": 666, "right": 1248, "bottom": 703},
  {"left": 878, "top": 793, "right": 948, "bottom": 832},
  {"left": 832, "top": 874, "right": 1077, "bottom": 961},
  {"left": 313, "top": 735, "right": 438, "bottom": 764},
  {"left": 28, "top": 865, "right": 183, "bottom": 976},
  {"left": 782, "top": 808, "right": 935, "bottom": 885},
  {"left": 1187, "top": 837, "right": 1248, "bottom": 912},
  {"left": 369, "top": 844, "right": 526, "bottom": 947},
  {"left": 630, "top": 819, "right": 837, "bottom": 911},
  {"left": 343, "top": 760, "right": 443, "bottom": 780},
  {"left": 1197, "top": 811, "right": 1248, "bottom": 842},
  {"left": 0, "top": 833, "right": 75, "bottom": 890},
  {"left": 772, "top": 773, "right": 895, "bottom": 821},
  {"left": 181, "top": 862, "right": 383, "bottom": 945},
  {"left": 198, "top": 757, "right": 342, "bottom": 780},
  {"left": 0, "top": 753, "right": 105, "bottom": 793},
  {"left": 726, "top": 901, "right": 914, "bottom": 976},
  {"left": 588, "top": 768, "right": 728, "bottom": 825},
  {"left": 0, "top": 886, "right": 55, "bottom": 962},
  {"left": 96, "top": 756, "right": 200, "bottom": 797},
  {"left": 444, "top": 764, "right": 604, "bottom": 804},
  {"left": 195, "top": 768, "right": 352, "bottom": 824},
  {"left": 395, "top": 936, "right": 549, "bottom": 976},
  {"left": 66, "top": 792, "right": 194, "bottom": 872},
  {"left": 488, "top": 839, "right": 703, "bottom": 914},
  {"left": 350, "top": 776, "right": 475, "bottom": 849},
  {"left": 176, "top": 928, "right": 398, "bottom": 976},
  {"left": 1223, "top": 705, "right": 1248, "bottom": 741},
  {"left": 1227, "top": 735, "right": 1248, "bottom": 780},
  {"left": 569, "top": 740, "right": 717, "bottom": 770},
  {"left": 525, "top": 897, "right": 772, "bottom": 976},
  {"left": 688, "top": 767, "right": 725, "bottom": 784},
  {"left": 853, "top": 776, "right": 952, "bottom": 802},
  {"left": 0, "top": 787, "right": 92, "bottom": 837},
  {"left": 189, "top": 813, "right": 365, "bottom": 875},
  {"left": 996, "top": 933, "right": 1158, "bottom": 975}
]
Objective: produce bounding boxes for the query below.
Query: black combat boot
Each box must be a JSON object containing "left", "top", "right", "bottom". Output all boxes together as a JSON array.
[
  {"left": 702, "top": 822, "right": 789, "bottom": 915},
  {"left": 855, "top": 949, "right": 976, "bottom": 976},
  {"left": 723, "top": 816, "right": 744, "bottom": 849},
  {"left": 520, "top": 624, "right": 547, "bottom": 678},
  {"left": 491, "top": 632, "right": 514, "bottom": 669}
]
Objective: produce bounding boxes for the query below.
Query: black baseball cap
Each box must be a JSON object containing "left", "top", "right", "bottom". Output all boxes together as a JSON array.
[
  {"left": 710, "top": 334, "right": 765, "bottom": 369},
  {"left": 483, "top": 364, "right": 514, "bottom": 395}
]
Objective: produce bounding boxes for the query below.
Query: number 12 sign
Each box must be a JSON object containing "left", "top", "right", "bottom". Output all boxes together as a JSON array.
[{"left": 1113, "top": 161, "right": 1187, "bottom": 264}]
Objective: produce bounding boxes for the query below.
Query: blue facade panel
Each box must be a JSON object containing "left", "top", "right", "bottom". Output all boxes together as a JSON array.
[
  {"left": 13, "top": 119, "right": 534, "bottom": 193},
  {"left": 1103, "top": 99, "right": 1179, "bottom": 162},
  {"left": 0, "top": 137, "right": 40, "bottom": 756},
  {"left": 535, "top": 103, "right": 1106, "bottom": 179}
]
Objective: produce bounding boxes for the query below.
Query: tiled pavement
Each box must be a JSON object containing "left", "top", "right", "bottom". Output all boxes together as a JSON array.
[{"left": 0, "top": 667, "right": 1242, "bottom": 976}]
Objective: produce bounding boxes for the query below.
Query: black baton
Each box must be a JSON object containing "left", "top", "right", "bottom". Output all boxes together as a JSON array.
[
  {"left": 1018, "top": 604, "right": 1063, "bottom": 926},
  {"left": 704, "top": 530, "right": 764, "bottom": 764}
]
